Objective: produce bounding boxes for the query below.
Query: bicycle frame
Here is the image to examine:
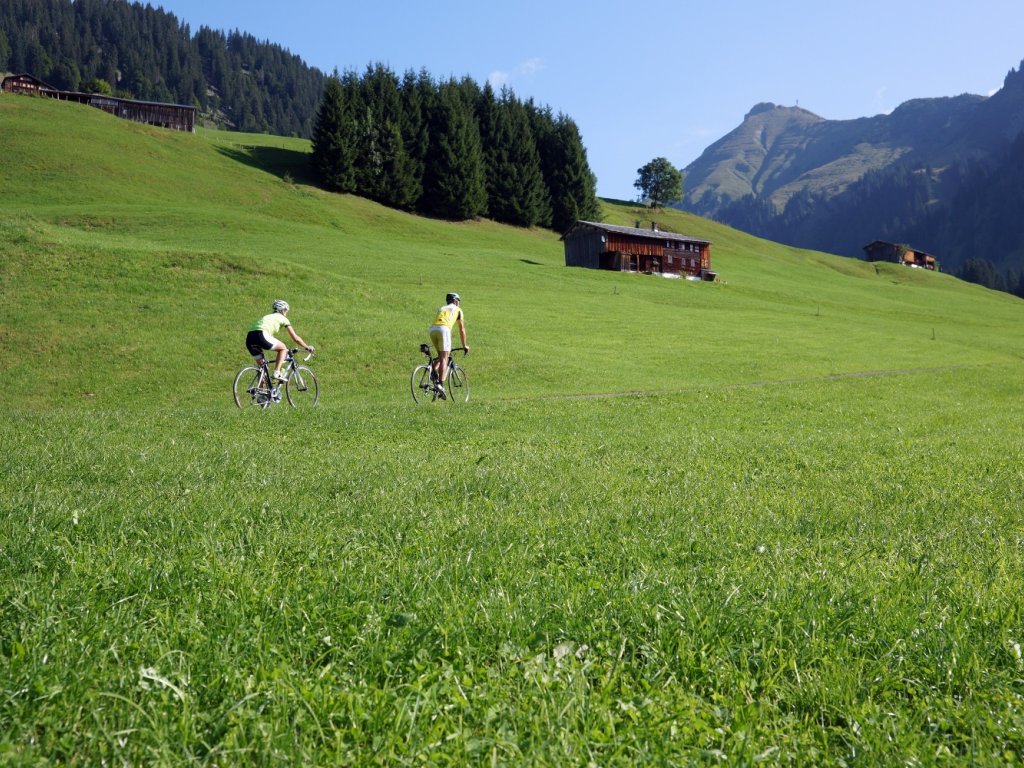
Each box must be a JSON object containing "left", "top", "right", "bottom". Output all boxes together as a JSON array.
[
  {"left": 235, "top": 348, "right": 317, "bottom": 409},
  {"left": 412, "top": 344, "right": 468, "bottom": 403},
  {"left": 420, "top": 343, "right": 467, "bottom": 373}
]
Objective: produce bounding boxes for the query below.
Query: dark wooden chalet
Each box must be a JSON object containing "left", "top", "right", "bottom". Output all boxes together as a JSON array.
[
  {"left": 2, "top": 73, "right": 197, "bottom": 133},
  {"left": 863, "top": 240, "right": 938, "bottom": 271},
  {"left": 562, "top": 221, "right": 714, "bottom": 279}
]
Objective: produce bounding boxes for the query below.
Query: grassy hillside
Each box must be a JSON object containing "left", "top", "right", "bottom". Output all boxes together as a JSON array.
[
  {"left": 4, "top": 94, "right": 1024, "bottom": 410},
  {"left": 3, "top": 94, "right": 1024, "bottom": 765}
]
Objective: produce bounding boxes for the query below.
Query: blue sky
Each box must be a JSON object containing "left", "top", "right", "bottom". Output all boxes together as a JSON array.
[{"left": 156, "top": 0, "right": 1024, "bottom": 200}]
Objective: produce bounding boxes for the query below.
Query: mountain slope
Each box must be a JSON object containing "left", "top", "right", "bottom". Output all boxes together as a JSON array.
[
  {"left": 680, "top": 61, "right": 1024, "bottom": 278},
  {"left": 2, "top": 92, "right": 1024, "bottom": 411},
  {"left": 0, "top": 0, "right": 326, "bottom": 135},
  {"left": 683, "top": 94, "right": 989, "bottom": 218}
]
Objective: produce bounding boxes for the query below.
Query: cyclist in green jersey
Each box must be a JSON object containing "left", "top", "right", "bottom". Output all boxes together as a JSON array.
[
  {"left": 427, "top": 292, "right": 469, "bottom": 399},
  {"left": 245, "top": 300, "right": 315, "bottom": 384}
]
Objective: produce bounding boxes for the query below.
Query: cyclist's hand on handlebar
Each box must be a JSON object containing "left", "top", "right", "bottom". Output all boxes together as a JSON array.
[
  {"left": 463, "top": 345, "right": 470, "bottom": 355},
  {"left": 305, "top": 345, "right": 315, "bottom": 354}
]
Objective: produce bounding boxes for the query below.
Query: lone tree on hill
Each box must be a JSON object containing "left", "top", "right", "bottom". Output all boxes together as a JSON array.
[{"left": 634, "top": 157, "right": 684, "bottom": 208}]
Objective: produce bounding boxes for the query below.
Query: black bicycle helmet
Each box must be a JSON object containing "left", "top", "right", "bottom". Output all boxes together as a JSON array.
[{"left": 446, "top": 292, "right": 461, "bottom": 304}]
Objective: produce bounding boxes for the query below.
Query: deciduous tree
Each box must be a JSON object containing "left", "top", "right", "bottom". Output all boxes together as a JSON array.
[{"left": 634, "top": 157, "right": 684, "bottom": 208}]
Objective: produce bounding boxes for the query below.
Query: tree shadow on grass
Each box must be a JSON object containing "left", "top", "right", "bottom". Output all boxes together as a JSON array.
[{"left": 215, "top": 145, "right": 318, "bottom": 186}]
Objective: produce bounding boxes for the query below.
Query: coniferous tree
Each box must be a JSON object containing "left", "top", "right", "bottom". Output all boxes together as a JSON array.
[
  {"left": 1007, "top": 268, "right": 1024, "bottom": 296},
  {"left": 0, "top": 0, "right": 327, "bottom": 135},
  {"left": 451, "top": 75, "right": 482, "bottom": 114},
  {"left": 1005, "top": 267, "right": 1021, "bottom": 298},
  {"left": 2, "top": 1, "right": 607, "bottom": 231},
  {"left": 375, "top": 119, "right": 414, "bottom": 208},
  {"left": 311, "top": 73, "right": 356, "bottom": 193},
  {"left": 486, "top": 90, "right": 549, "bottom": 227},
  {"left": 475, "top": 81, "right": 500, "bottom": 217},
  {"left": 351, "top": 66, "right": 376, "bottom": 197},
  {"left": 547, "top": 113, "right": 600, "bottom": 231},
  {"left": 399, "top": 68, "right": 432, "bottom": 211},
  {"left": 958, "top": 259, "right": 1003, "bottom": 290},
  {"left": 422, "top": 80, "right": 486, "bottom": 220},
  {"left": 528, "top": 102, "right": 561, "bottom": 215},
  {"left": 50, "top": 57, "right": 81, "bottom": 90},
  {"left": 355, "top": 63, "right": 416, "bottom": 209},
  {"left": 0, "top": 29, "right": 12, "bottom": 71}
]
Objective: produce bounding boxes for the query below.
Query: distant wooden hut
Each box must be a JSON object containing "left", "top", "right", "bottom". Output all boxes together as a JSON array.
[
  {"left": 2, "top": 73, "right": 196, "bottom": 133},
  {"left": 1, "top": 73, "right": 49, "bottom": 97},
  {"left": 561, "top": 220, "right": 714, "bottom": 279},
  {"left": 863, "top": 240, "right": 938, "bottom": 271}
]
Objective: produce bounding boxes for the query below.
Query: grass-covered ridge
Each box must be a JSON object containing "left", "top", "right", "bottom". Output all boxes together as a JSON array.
[
  {"left": 3, "top": 93, "right": 1024, "bottom": 765},
  {"left": 5, "top": 95, "right": 1024, "bottom": 410}
]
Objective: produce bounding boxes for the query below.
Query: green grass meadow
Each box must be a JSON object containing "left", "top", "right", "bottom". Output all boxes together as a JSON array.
[{"left": 3, "top": 94, "right": 1024, "bottom": 765}]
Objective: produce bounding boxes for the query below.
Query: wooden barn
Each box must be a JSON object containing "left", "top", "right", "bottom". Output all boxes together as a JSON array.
[
  {"left": 561, "top": 220, "right": 714, "bottom": 279},
  {"left": 2, "top": 73, "right": 197, "bottom": 133},
  {"left": 863, "top": 240, "right": 939, "bottom": 271}
]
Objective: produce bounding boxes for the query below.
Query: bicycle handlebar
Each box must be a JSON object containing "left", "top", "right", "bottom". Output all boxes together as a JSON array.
[
  {"left": 289, "top": 347, "right": 316, "bottom": 362},
  {"left": 419, "top": 345, "right": 468, "bottom": 357}
]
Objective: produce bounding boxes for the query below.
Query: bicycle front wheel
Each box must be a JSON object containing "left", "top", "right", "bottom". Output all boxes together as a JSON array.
[
  {"left": 286, "top": 366, "right": 319, "bottom": 407},
  {"left": 233, "top": 366, "right": 267, "bottom": 408},
  {"left": 411, "top": 364, "right": 435, "bottom": 403},
  {"left": 445, "top": 363, "right": 469, "bottom": 403}
]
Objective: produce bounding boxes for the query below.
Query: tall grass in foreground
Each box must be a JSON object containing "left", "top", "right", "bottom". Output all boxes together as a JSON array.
[
  {"left": 4, "top": 94, "right": 1024, "bottom": 765},
  {"left": 3, "top": 368, "right": 1024, "bottom": 765}
]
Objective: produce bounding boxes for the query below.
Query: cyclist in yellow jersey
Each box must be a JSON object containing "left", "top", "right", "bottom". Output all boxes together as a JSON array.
[
  {"left": 428, "top": 292, "right": 469, "bottom": 399},
  {"left": 245, "top": 300, "right": 315, "bottom": 384}
]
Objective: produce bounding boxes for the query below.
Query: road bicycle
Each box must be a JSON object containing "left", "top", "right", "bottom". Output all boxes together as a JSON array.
[
  {"left": 411, "top": 344, "right": 469, "bottom": 403},
  {"left": 233, "top": 348, "right": 319, "bottom": 409}
]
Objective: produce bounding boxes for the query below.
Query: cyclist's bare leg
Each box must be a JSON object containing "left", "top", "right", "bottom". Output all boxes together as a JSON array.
[
  {"left": 437, "top": 350, "right": 450, "bottom": 385},
  {"left": 271, "top": 342, "right": 287, "bottom": 378}
]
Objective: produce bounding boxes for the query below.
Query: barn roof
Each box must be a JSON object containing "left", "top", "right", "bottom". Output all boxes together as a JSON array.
[
  {"left": 3, "top": 73, "right": 54, "bottom": 87},
  {"left": 2, "top": 73, "right": 196, "bottom": 112},
  {"left": 863, "top": 239, "right": 937, "bottom": 259},
  {"left": 561, "top": 220, "right": 711, "bottom": 245}
]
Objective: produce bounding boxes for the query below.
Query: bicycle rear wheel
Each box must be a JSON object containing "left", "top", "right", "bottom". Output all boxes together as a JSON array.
[
  {"left": 233, "top": 366, "right": 268, "bottom": 408},
  {"left": 286, "top": 365, "right": 319, "bottom": 407},
  {"left": 445, "top": 363, "right": 469, "bottom": 403},
  {"left": 411, "top": 364, "right": 436, "bottom": 403}
]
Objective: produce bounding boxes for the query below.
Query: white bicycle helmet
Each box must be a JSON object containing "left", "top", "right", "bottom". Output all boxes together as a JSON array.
[
  {"left": 272, "top": 299, "right": 290, "bottom": 313},
  {"left": 446, "top": 292, "right": 461, "bottom": 304}
]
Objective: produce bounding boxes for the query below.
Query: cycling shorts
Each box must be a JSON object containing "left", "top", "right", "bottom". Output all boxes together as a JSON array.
[
  {"left": 428, "top": 325, "right": 451, "bottom": 353},
  {"left": 246, "top": 329, "right": 280, "bottom": 358}
]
